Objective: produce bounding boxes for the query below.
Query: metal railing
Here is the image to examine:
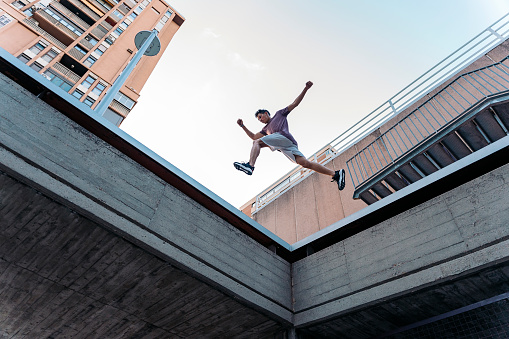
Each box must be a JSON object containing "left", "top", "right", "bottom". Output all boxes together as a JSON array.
[
  {"left": 109, "top": 99, "right": 130, "bottom": 116},
  {"left": 252, "top": 147, "right": 335, "bottom": 211},
  {"left": 21, "top": 18, "right": 68, "bottom": 50},
  {"left": 250, "top": 12, "right": 509, "bottom": 214},
  {"left": 347, "top": 56, "right": 509, "bottom": 189},
  {"left": 52, "top": 62, "right": 81, "bottom": 83}
]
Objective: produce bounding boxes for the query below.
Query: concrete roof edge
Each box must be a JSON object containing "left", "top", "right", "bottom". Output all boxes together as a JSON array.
[
  {"left": 0, "top": 47, "right": 292, "bottom": 253},
  {"left": 291, "top": 133, "right": 509, "bottom": 252}
]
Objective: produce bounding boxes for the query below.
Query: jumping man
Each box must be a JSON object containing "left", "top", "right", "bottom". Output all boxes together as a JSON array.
[{"left": 234, "top": 81, "right": 346, "bottom": 191}]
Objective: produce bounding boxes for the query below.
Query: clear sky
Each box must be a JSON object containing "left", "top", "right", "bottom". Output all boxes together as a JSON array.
[{"left": 121, "top": 0, "right": 509, "bottom": 208}]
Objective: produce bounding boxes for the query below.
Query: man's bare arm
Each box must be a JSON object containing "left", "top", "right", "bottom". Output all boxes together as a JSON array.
[
  {"left": 237, "top": 119, "right": 264, "bottom": 140},
  {"left": 287, "top": 81, "right": 313, "bottom": 113}
]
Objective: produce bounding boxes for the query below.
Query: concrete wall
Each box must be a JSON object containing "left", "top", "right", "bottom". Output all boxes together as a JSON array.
[
  {"left": 292, "top": 160, "right": 509, "bottom": 328},
  {"left": 253, "top": 39, "right": 509, "bottom": 245},
  {"left": 0, "top": 73, "right": 293, "bottom": 323}
]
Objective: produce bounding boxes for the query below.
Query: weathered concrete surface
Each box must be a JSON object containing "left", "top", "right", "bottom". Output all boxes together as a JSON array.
[
  {"left": 293, "top": 161, "right": 509, "bottom": 337},
  {"left": 0, "top": 72, "right": 292, "bottom": 337},
  {"left": 0, "top": 171, "right": 286, "bottom": 338},
  {"left": 3, "top": 62, "right": 509, "bottom": 337}
]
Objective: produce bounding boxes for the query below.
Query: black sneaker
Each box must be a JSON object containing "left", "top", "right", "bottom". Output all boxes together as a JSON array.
[
  {"left": 332, "top": 169, "right": 346, "bottom": 191},
  {"left": 234, "top": 161, "right": 254, "bottom": 175}
]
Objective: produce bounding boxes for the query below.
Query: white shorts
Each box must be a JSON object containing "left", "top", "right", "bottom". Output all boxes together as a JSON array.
[{"left": 261, "top": 133, "right": 304, "bottom": 163}]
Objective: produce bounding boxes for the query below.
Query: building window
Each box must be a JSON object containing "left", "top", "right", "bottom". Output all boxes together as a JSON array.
[
  {"left": 0, "top": 13, "right": 14, "bottom": 28},
  {"left": 83, "top": 55, "right": 97, "bottom": 67},
  {"left": 84, "top": 35, "right": 98, "bottom": 46},
  {"left": 162, "top": 10, "right": 172, "bottom": 22},
  {"left": 29, "top": 42, "right": 47, "bottom": 55},
  {"left": 11, "top": 0, "right": 27, "bottom": 9},
  {"left": 114, "top": 27, "right": 123, "bottom": 36},
  {"left": 43, "top": 70, "right": 73, "bottom": 92},
  {"left": 81, "top": 75, "right": 96, "bottom": 89},
  {"left": 155, "top": 10, "right": 172, "bottom": 32},
  {"left": 114, "top": 92, "right": 135, "bottom": 109},
  {"left": 42, "top": 49, "right": 58, "bottom": 62},
  {"left": 128, "top": 12, "right": 137, "bottom": 21},
  {"left": 72, "top": 89, "right": 84, "bottom": 99},
  {"left": 23, "top": 8, "right": 33, "bottom": 16},
  {"left": 83, "top": 96, "right": 95, "bottom": 107},
  {"left": 94, "top": 0, "right": 111, "bottom": 11},
  {"left": 94, "top": 44, "right": 107, "bottom": 56},
  {"left": 92, "top": 82, "right": 106, "bottom": 95},
  {"left": 29, "top": 62, "right": 44, "bottom": 72},
  {"left": 112, "top": 10, "right": 123, "bottom": 20},
  {"left": 17, "top": 53, "right": 31, "bottom": 64},
  {"left": 119, "top": 21, "right": 128, "bottom": 30}
]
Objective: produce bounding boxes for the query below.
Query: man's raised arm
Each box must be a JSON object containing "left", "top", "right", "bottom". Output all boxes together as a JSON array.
[
  {"left": 237, "top": 118, "right": 264, "bottom": 140},
  {"left": 287, "top": 81, "right": 313, "bottom": 113}
]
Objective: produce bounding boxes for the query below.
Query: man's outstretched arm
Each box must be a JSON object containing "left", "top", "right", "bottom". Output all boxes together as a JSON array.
[
  {"left": 237, "top": 119, "right": 264, "bottom": 140},
  {"left": 287, "top": 81, "right": 313, "bottom": 113}
]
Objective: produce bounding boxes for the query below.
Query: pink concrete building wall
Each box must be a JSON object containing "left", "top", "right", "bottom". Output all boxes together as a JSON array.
[{"left": 0, "top": 0, "right": 184, "bottom": 125}]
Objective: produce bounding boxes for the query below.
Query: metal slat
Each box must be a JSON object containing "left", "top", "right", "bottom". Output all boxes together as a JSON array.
[
  {"left": 426, "top": 143, "right": 456, "bottom": 168},
  {"left": 371, "top": 182, "right": 392, "bottom": 198},
  {"left": 411, "top": 154, "right": 438, "bottom": 176},
  {"left": 359, "top": 191, "right": 379, "bottom": 205},
  {"left": 457, "top": 121, "right": 490, "bottom": 151},
  {"left": 398, "top": 163, "right": 423, "bottom": 183},
  {"left": 474, "top": 110, "right": 507, "bottom": 142},
  {"left": 383, "top": 172, "right": 408, "bottom": 191}
]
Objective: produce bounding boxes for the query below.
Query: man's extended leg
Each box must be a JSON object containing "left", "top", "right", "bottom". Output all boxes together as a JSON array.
[
  {"left": 234, "top": 139, "right": 269, "bottom": 175},
  {"left": 295, "top": 156, "right": 334, "bottom": 175},
  {"left": 249, "top": 139, "right": 268, "bottom": 166},
  {"left": 295, "top": 155, "right": 346, "bottom": 190}
]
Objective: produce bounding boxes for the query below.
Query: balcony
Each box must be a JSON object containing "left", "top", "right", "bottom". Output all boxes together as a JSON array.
[
  {"left": 109, "top": 99, "right": 131, "bottom": 117},
  {"left": 21, "top": 18, "right": 68, "bottom": 50},
  {"left": 50, "top": 62, "right": 81, "bottom": 84},
  {"left": 49, "top": 2, "right": 91, "bottom": 31},
  {"left": 32, "top": 9, "right": 81, "bottom": 46}
]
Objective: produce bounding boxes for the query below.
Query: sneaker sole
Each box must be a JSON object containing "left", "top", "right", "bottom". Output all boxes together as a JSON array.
[
  {"left": 338, "top": 169, "right": 345, "bottom": 190},
  {"left": 234, "top": 163, "right": 253, "bottom": 175}
]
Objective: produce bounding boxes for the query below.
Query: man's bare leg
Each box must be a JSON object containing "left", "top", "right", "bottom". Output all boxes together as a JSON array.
[
  {"left": 249, "top": 139, "right": 269, "bottom": 166},
  {"left": 295, "top": 155, "right": 346, "bottom": 190},
  {"left": 295, "top": 155, "right": 334, "bottom": 176}
]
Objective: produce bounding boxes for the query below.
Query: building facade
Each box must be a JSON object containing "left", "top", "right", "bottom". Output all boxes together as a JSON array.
[{"left": 0, "top": 0, "right": 183, "bottom": 125}]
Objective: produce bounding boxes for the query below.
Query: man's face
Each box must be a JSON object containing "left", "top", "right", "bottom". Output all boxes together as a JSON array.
[{"left": 257, "top": 112, "right": 270, "bottom": 124}]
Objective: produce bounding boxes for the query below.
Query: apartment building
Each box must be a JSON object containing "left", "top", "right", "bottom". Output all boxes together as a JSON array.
[{"left": 0, "top": 0, "right": 183, "bottom": 125}]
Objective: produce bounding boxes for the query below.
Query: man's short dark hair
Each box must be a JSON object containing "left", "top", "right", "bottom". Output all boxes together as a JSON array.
[{"left": 255, "top": 109, "right": 270, "bottom": 118}]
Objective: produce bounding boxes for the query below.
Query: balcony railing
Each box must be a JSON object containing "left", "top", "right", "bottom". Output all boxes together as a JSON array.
[
  {"left": 52, "top": 62, "right": 81, "bottom": 83},
  {"left": 110, "top": 99, "right": 130, "bottom": 116},
  {"left": 249, "top": 11, "right": 509, "bottom": 214},
  {"left": 347, "top": 56, "right": 509, "bottom": 196},
  {"left": 21, "top": 18, "right": 68, "bottom": 50}
]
